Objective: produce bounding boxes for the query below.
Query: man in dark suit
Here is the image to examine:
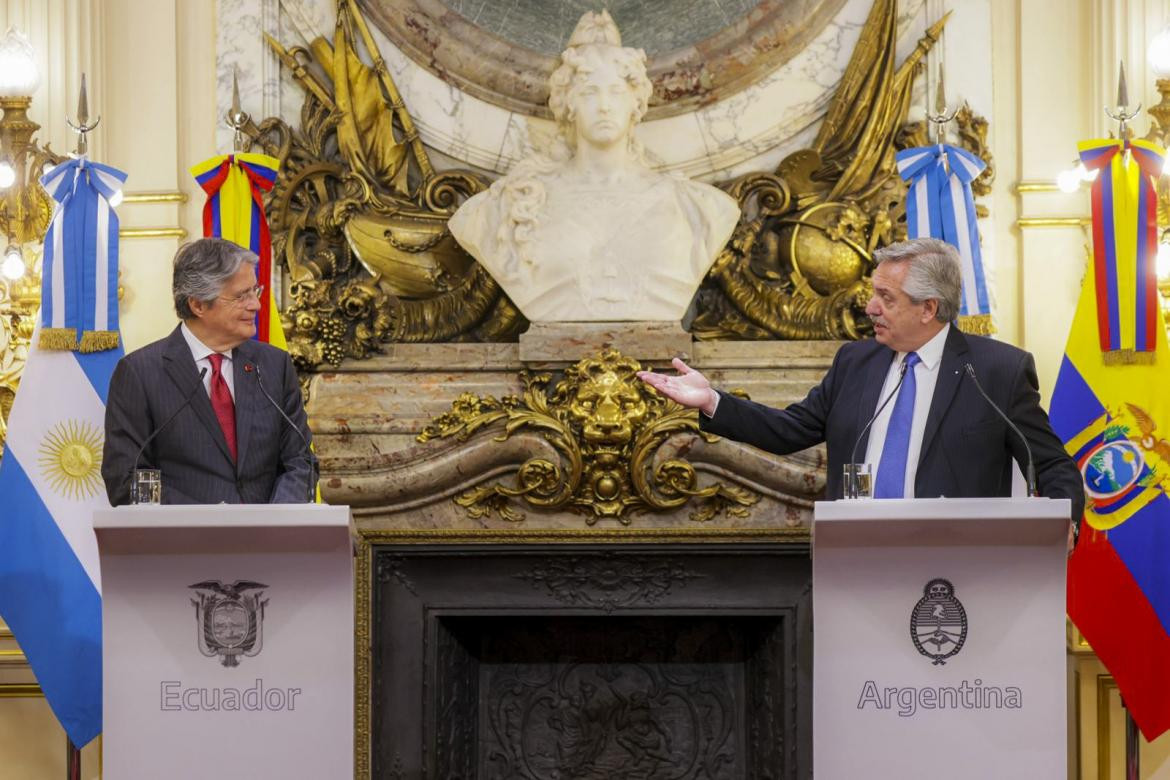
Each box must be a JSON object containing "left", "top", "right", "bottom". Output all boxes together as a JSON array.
[
  {"left": 102, "top": 237, "right": 313, "bottom": 505},
  {"left": 638, "top": 238, "right": 1084, "bottom": 523}
]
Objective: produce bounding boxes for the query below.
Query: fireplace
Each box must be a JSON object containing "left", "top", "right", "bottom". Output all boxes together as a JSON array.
[{"left": 371, "top": 544, "right": 812, "bottom": 778}]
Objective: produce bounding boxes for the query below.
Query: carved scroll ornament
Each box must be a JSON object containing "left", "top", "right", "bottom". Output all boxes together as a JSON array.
[{"left": 418, "top": 349, "right": 758, "bottom": 524}]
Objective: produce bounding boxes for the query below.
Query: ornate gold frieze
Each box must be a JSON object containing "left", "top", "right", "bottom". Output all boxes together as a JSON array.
[
  {"left": 248, "top": 0, "right": 991, "bottom": 371},
  {"left": 690, "top": 5, "right": 992, "bottom": 341},
  {"left": 239, "top": 0, "right": 523, "bottom": 373},
  {"left": 0, "top": 261, "right": 41, "bottom": 450},
  {"left": 417, "top": 348, "right": 759, "bottom": 524}
]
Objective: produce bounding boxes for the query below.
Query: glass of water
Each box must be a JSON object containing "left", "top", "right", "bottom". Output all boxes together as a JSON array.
[
  {"left": 133, "top": 469, "right": 162, "bottom": 504},
  {"left": 842, "top": 463, "right": 872, "bottom": 499}
]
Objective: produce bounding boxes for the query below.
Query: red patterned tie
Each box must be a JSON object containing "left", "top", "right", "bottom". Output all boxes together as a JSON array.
[{"left": 207, "top": 353, "right": 237, "bottom": 461}]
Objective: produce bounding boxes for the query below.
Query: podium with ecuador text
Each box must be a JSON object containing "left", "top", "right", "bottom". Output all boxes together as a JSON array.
[
  {"left": 94, "top": 504, "right": 353, "bottom": 780},
  {"left": 813, "top": 497, "right": 1069, "bottom": 779}
]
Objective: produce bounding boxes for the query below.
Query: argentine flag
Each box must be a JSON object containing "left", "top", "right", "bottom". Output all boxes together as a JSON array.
[
  {"left": 0, "top": 156, "right": 126, "bottom": 747},
  {"left": 0, "top": 339, "right": 121, "bottom": 747}
]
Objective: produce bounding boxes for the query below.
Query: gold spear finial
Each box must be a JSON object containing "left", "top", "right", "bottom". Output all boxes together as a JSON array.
[
  {"left": 1118, "top": 60, "right": 1129, "bottom": 110},
  {"left": 1105, "top": 60, "right": 1141, "bottom": 139},
  {"left": 76, "top": 72, "right": 89, "bottom": 126},
  {"left": 926, "top": 61, "right": 957, "bottom": 146},
  {"left": 225, "top": 65, "right": 251, "bottom": 152},
  {"left": 65, "top": 73, "right": 102, "bottom": 156}
]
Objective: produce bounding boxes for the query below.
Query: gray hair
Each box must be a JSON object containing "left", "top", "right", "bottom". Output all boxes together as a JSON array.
[
  {"left": 873, "top": 238, "right": 963, "bottom": 323},
  {"left": 172, "top": 237, "right": 258, "bottom": 320}
]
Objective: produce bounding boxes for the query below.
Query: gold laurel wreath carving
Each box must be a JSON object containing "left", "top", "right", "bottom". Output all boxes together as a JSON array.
[{"left": 417, "top": 349, "right": 758, "bottom": 524}]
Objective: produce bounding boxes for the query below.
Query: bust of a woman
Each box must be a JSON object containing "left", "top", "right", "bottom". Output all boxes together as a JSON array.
[{"left": 448, "top": 11, "right": 740, "bottom": 323}]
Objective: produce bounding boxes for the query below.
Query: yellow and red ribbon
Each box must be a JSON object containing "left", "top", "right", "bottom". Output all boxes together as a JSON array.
[
  {"left": 1078, "top": 138, "right": 1164, "bottom": 362},
  {"left": 189, "top": 153, "right": 285, "bottom": 348}
]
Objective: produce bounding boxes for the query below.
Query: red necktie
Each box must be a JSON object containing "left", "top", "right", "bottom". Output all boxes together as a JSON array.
[{"left": 207, "top": 353, "right": 237, "bottom": 462}]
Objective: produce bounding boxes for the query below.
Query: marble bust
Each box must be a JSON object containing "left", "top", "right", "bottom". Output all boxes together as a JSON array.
[{"left": 448, "top": 11, "right": 740, "bottom": 323}]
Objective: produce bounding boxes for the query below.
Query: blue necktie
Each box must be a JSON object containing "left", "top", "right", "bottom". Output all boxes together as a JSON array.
[{"left": 874, "top": 352, "right": 921, "bottom": 498}]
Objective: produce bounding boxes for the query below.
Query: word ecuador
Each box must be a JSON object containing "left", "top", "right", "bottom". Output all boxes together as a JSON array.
[{"left": 160, "top": 679, "right": 302, "bottom": 712}]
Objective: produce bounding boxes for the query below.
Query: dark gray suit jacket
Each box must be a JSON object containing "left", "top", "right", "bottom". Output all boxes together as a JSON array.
[
  {"left": 701, "top": 327, "right": 1085, "bottom": 518},
  {"left": 102, "top": 325, "right": 313, "bottom": 505}
]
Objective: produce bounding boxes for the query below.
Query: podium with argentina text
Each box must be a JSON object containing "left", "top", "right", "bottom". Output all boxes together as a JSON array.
[
  {"left": 813, "top": 497, "right": 1069, "bottom": 779},
  {"left": 94, "top": 504, "right": 353, "bottom": 780}
]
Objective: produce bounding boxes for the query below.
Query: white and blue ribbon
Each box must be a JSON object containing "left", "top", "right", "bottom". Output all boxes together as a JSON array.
[
  {"left": 896, "top": 144, "right": 991, "bottom": 329},
  {"left": 39, "top": 157, "right": 126, "bottom": 351}
]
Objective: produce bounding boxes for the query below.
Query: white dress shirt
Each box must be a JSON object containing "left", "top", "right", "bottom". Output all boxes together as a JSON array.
[
  {"left": 180, "top": 322, "right": 236, "bottom": 401},
  {"left": 862, "top": 323, "right": 951, "bottom": 497}
]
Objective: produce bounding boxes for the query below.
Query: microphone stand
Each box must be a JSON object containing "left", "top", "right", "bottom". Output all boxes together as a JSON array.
[{"left": 251, "top": 363, "right": 318, "bottom": 503}]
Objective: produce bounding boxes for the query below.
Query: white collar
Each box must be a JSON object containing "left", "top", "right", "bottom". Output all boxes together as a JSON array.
[
  {"left": 899, "top": 322, "right": 950, "bottom": 370},
  {"left": 180, "top": 321, "right": 232, "bottom": 363}
]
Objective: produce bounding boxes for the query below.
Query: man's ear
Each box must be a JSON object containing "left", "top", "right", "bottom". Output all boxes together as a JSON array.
[
  {"left": 921, "top": 298, "right": 939, "bottom": 323},
  {"left": 188, "top": 297, "right": 207, "bottom": 319}
]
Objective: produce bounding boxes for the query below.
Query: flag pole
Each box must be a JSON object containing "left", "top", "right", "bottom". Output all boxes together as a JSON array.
[
  {"left": 66, "top": 738, "right": 80, "bottom": 780},
  {"left": 1125, "top": 702, "right": 1140, "bottom": 779}
]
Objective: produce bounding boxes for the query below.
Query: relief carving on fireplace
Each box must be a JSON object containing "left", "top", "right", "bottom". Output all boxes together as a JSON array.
[{"left": 417, "top": 348, "right": 760, "bottom": 525}]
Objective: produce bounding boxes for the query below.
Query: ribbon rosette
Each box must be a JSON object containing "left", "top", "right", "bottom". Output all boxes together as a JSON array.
[
  {"left": 896, "top": 144, "right": 991, "bottom": 334},
  {"left": 39, "top": 157, "right": 127, "bottom": 352}
]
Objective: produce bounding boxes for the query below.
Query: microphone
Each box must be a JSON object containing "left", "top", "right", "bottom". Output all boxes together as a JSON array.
[
  {"left": 963, "top": 363, "right": 1037, "bottom": 497},
  {"left": 248, "top": 362, "right": 318, "bottom": 503},
  {"left": 129, "top": 367, "right": 208, "bottom": 503},
  {"left": 846, "top": 356, "right": 911, "bottom": 497}
]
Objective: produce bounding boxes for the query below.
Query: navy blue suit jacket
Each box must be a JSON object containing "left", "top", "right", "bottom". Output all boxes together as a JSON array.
[
  {"left": 102, "top": 325, "right": 313, "bottom": 506},
  {"left": 701, "top": 328, "right": 1085, "bottom": 518}
]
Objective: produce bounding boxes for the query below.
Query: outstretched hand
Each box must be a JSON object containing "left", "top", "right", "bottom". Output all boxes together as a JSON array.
[{"left": 636, "top": 358, "right": 719, "bottom": 417}]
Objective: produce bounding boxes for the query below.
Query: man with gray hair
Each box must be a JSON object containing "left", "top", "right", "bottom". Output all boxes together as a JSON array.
[
  {"left": 638, "top": 237, "right": 1083, "bottom": 522},
  {"left": 102, "top": 237, "right": 313, "bottom": 505}
]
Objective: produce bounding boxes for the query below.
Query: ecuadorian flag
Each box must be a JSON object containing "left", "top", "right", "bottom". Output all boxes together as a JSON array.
[
  {"left": 190, "top": 153, "right": 285, "bottom": 349},
  {"left": 1055, "top": 141, "right": 1170, "bottom": 740}
]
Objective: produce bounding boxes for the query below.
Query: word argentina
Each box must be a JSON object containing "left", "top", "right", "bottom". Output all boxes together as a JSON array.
[
  {"left": 160, "top": 679, "right": 302, "bottom": 712},
  {"left": 858, "top": 679, "right": 1023, "bottom": 717}
]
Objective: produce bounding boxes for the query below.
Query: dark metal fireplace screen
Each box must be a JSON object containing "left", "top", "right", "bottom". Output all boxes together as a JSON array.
[{"left": 372, "top": 544, "right": 811, "bottom": 778}]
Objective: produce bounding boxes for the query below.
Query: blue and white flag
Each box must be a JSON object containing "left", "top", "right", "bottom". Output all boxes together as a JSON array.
[
  {"left": 39, "top": 157, "right": 126, "bottom": 352},
  {"left": 896, "top": 143, "right": 993, "bottom": 334},
  {"left": 0, "top": 156, "right": 126, "bottom": 748}
]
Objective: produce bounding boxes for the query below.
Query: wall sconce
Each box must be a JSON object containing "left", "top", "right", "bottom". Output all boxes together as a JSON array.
[{"left": 0, "top": 27, "right": 63, "bottom": 278}]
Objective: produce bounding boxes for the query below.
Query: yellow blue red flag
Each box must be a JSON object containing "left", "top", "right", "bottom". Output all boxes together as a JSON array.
[
  {"left": 1055, "top": 140, "right": 1170, "bottom": 740},
  {"left": 189, "top": 153, "right": 285, "bottom": 349},
  {"left": 1078, "top": 138, "right": 1162, "bottom": 362}
]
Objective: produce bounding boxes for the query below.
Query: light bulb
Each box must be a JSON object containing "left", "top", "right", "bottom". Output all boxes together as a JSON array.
[
  {"left": 0, "top": 28, "right": 39, "bottom": 98},
  {"left": 1056, "top": 168, "right": 1082, "bottom": 193},
  {"left": 1158, "top": 241, "right": 1170, "bottom": 281},
  {"left": 1, "top": 245, "right": 25, "bottom": 280},
  {"left": 0, "top": 161, "right": 15, "bottom": 189},
  {"left": 1151, "top": 27, "right": 1170, "bottom": 79},
  {"left": 108, "top": 189, "right": 123, "bottom": 208}
]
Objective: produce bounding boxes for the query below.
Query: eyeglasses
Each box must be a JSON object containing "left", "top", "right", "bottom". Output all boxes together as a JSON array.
[{"left": 217, "top": 284, "right": 265, "bottom": 307}]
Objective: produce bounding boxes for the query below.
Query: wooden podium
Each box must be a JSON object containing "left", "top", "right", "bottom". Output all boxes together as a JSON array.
[
  {"left": 813, "top": 497, "right": 1070, "bottom": 779},
  {"left": 94, "top": 504, "right": 353, "bottom": 780}
]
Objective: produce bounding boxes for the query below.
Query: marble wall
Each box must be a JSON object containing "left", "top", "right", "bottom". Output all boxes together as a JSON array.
[{"left": 216, "top": 0, "right": 995, "bottom": 181}]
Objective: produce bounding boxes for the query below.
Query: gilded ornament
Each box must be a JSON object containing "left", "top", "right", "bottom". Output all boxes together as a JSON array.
[
  {"left": 249, "top": 0, "right": 991, "bottom": 367},
  {"left": 418, "top": 349, "right": 759, "bottom": 524}
]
